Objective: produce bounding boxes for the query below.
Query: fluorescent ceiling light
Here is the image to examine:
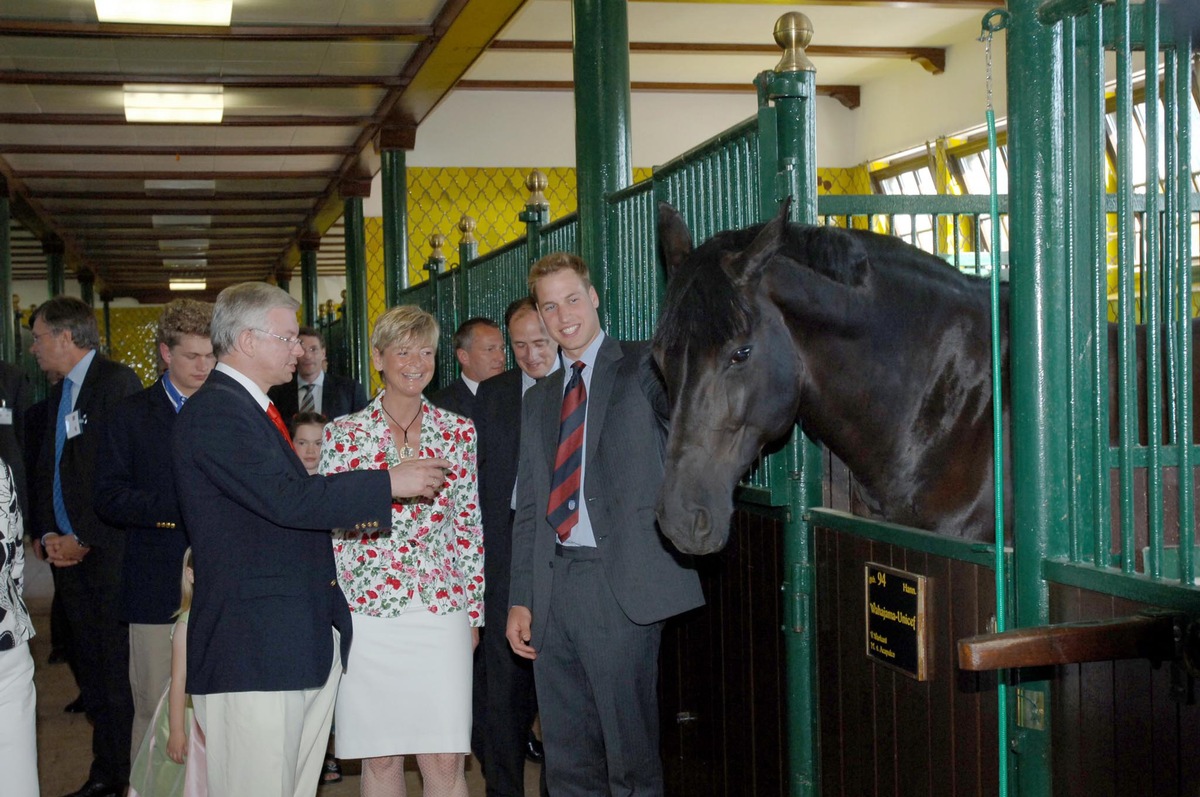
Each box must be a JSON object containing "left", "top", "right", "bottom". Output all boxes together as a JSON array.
[
  {"left": 163, "top": 258, "right": 208, "bottom": 269},
  {"left": 152, "top": 214, "right": 212, "bottom": 228},
  {"left": 125, "top": 85, "right": 223, "bottom": 124},
  {"left": 169, "top": 278, "right": 208, "bottom": 291},
  {"left": 96, "top": 0, "right": 232, "bottom": 26},
  {"left": 145, "top": 180, "right": 216, "bottom": 194}
]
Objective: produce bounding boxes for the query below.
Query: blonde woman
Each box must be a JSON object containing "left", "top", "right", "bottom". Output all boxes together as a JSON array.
[{"left": 321, "top": 305, "right": 483, "bottom": 797}]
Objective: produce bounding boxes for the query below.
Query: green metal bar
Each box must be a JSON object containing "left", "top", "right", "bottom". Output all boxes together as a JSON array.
[
  {"left": 1175, "top": 34, "right": 1195, "bottom": 584},
  {"left": 300, "top": 243, "right": 318, "bottom": 328},
  {"left": 0, "top": 192, "right": 12, "bottom": 363},
  {"left": 1007, "top": 0, "right": 1067, "bottom": 793},
  {"left": 572, "top": 0, "right": 632, "bottom": 314},
  {"left": 343, "top": 197, "right": 370, "bottom": 387},
  {"left": 765, "top": 28, "right": 820, "bottom": 796},
  {"left": 809, "top": 508, "right": 998, "bottom": 568},
  {"left": 1063, "top": 17, "right": 1082, "bottom": 564},
  {"left": 1115, "top": 0, "right": 1137, "bottom": 574},
  {"left": 1087, "top": 2, "right": 1111, "bottom": 571},
  {"left": 382, "top": 149, "right": 410, "bottom": 301},
  {"left": 1043, "top": 559, "right": 1200, "bottom": 612},
  {"left": 1143, "top": 0, "right": 1165, "bottom": 579}
]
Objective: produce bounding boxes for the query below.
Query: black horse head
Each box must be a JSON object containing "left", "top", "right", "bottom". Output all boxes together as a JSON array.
[
  {"left": 652, "top": 202, "right": 807, "bottom": 554},
  {"left": 653, "top": 202, "right": 1009, "bottom": 555}
]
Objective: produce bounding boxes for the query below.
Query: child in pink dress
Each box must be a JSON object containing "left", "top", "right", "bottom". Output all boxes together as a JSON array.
[{"left": 128, "top": 549, "right": 206, "bottom": 797}]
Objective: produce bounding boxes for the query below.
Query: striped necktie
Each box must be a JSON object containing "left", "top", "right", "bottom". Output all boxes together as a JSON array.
[
  {"left": 547, "top": 361, "right": 586, "bottom": 541},
  {"left": 299, "top": 382, "right": 315, "bottom": 414}
]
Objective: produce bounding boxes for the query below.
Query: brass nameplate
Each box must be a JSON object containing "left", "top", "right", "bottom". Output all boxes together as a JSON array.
[{"left": 865, "top": 563, "right": 930, "bottom": 681}]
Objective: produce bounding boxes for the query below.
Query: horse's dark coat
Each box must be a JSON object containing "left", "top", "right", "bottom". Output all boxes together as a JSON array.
[{"left": 653, "top": 203, "right": 1010, "bottom": 554}]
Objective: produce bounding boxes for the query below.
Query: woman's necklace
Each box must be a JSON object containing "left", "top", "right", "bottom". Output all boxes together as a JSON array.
[{"left": 381, "top": 401, "right": 422, "bottom": 460}]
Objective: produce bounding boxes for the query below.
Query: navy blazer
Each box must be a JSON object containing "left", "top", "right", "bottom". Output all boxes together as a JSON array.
[
  {"left": 33, "top": 354, "right": 143, "bottom": 554},
  {"left": 173, "top": 369, "right": 392, "bottom": 695},
  {"left": 431, "top": 377, "right": 476, "bottom": 420},
  {"left": 94, "top": 376, "right": 190, "bottom": 624},
  {"left": 509, "top": 337, "right": 704, "bottom": 648},
  {"left": 474, "top": 368, "right": 523, "bottom": 624},
  {"left": 268, "top": 371, "right": 368, "bottom": 423}
]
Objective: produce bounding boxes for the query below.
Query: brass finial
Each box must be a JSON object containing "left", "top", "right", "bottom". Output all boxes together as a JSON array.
[
  {"left": 430, "top": 234, "right": 447, "bottom": 261},
  {"left": 525, "top": 170, "right": 549, "bottom": 208},
  {"left": 10, "top": 294, "right": 19, "bottom": 312},
  {"left": 774, "top": 12, "right": 815, "bottom": 73},
  {"left": 458, "top": 215, "right": 477, "bottom": 245},
  {"left": 322, "top": 299, "right": 334, "bottom": 317}
]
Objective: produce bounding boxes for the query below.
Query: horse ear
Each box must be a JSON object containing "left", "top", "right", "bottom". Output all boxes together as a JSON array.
[
  {"left": 657, "top": 202, "right": 694, "bottom": 279},
  {"left": 731, "top": 197, "right": 792, "bottom": 286}
]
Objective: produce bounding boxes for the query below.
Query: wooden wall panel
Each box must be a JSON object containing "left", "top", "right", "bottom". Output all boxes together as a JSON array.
[
  {"left": 659, "top": 507, "right": 787, "bottom": 797},
  {"left": 815, "top": 526, "right": 1000, "bottom": 797},
  {"left": 1049, "top": 584, "right": 1200, "bottom": 797}
]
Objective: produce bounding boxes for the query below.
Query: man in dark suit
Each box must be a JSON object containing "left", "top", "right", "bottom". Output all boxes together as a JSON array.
[
  {"left": 506, "top": 253, "right": 705, "bottom": 796},
  {"left": 475, "top": 297, "right": 558, "bottom": 797},
  {"left": 94, "top": 298, "right": 215, "bottom": 760},
  {"left": 267, "top": 326, "right": 367, "bottom": 422},
  {"left": 31, "top": 296, "right": 143, "bottom": 797},
  {"left": 171, "top": 282, "right": 451, "bottom": 797},
  {"left": 431, "top": 316, "right": 506, "bottom": 419},
  {"left": 0, "top": 360, "right": 31, "bottom": 517}
]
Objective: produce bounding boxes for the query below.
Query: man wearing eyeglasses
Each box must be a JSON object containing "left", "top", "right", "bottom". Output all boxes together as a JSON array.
[
  {"left": 172, "top": 282, "right": 453, "bottom": 797},
  {"left": 267, "top": 326, "right": 368, "bottom": 423}
]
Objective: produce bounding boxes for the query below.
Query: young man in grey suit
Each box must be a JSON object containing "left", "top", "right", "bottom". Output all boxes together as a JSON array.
[{"left": 506, "top": 253, "right": 704, "bottom": 796}]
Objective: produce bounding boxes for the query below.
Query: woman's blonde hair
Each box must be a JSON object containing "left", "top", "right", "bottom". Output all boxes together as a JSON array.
[
  {"left": 174, "top": 547, "right": 195, "bottom": 618},
  {"left": 371, "top": 305, "right": 439, "bottom": 354}
]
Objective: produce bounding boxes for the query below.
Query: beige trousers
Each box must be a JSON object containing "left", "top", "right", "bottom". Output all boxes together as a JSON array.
[
  {"left": 128, "top": 622, "right": 174, "bottom": 760},
  {"left": 193, "top": 632, "right": 340, "bottom": 797}
]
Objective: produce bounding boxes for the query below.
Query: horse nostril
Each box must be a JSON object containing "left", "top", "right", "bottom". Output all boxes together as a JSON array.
[{"left": 691, "top": 507, "right": 711, "bottom": 539}]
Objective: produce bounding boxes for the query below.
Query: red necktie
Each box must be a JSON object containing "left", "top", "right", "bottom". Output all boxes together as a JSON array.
[
  {"left": 547, "top": 361, "right": 587, "bottom": 541},
  {"left": 267, "top": 402, "right": 292, "bottom": 445}
]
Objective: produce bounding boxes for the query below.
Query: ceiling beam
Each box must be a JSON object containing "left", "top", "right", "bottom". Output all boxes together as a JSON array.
[
  {"left": 0, "top": 114, "right": 368, "bottom": 127},
  {"left": 55, "top": 208, "right": 309, "bottom": 218},
  {"left": 0, "top": 145, "right": 357, "bottom": 157},
  {"left": 0, "top": 21, "right": 433, "bottom": 41},
  {"left": 0, "top": 71, "right": 405, "bottom": 89},
  {"left": 491, "top": 39, "right": 945, "bottom": 74},
  {"left": 18, "top": 170, "right": 336, "bottom": 180},
  {"left": 30, "top": 190, "right": 323, "bottom": 201},
  {"left": 456, "top": 79, "right": 862, "bottom": 109}
]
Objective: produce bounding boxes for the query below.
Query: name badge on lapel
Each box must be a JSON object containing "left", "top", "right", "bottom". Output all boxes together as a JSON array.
[{"left": 65, "top": 410, "right": 83, "bottom": 439}]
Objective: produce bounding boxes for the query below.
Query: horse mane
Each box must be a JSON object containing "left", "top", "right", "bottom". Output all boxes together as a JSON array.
[{"left": 653, "top": 224, "right": 764, "bottom": 357}]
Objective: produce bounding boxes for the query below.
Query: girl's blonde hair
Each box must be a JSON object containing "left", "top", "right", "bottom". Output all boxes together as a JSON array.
[{"left": 174, "top": 547, "right": 195, "bottom": 618}]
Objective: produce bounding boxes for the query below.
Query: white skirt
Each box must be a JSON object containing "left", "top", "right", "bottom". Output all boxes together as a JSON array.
[{"left": 334, "top": 607, "right": 473, "bottom": 758}]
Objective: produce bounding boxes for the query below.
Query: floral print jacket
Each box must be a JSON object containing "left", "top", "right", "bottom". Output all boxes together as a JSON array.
[
  {"left": 320, "top": 395, "right": 484, "bottom": 626},
  {"left": 0, "top": 459, "right": 33, "bottom": 651}
]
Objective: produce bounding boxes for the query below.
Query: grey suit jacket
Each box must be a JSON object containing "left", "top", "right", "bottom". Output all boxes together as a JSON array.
[{"left": 509, "top": 336, "right": 703, "bottom": 648}]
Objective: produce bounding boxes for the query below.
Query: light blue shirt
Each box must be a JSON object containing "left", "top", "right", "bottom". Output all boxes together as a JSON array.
[
  {"left": 558, "top": 330, "right": 606, "bottom": 548},
  {"left": 63, "top": 349, "right": 96, "bottom": 413}
]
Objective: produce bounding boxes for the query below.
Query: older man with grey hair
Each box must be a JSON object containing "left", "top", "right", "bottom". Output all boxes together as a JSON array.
[{"left": 172, "top": 282, "right": 453, "bottom": 797}]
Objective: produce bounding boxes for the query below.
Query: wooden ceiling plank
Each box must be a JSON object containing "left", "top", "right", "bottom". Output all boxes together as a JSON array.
[
  {"left": 454, "top": 78, "right": 862, "bottom": 107},
  {"left": 0, "top": 144, "right": 357, "bottom": 157},
  {"left": 0, "top": 21, "right": 434, "bottom": 42},
  {"left": 0, "top": 114, "right": 370, "bottom": 126},
  {"left": 0, "top": 71, "right": 408, "bottom": 89}
]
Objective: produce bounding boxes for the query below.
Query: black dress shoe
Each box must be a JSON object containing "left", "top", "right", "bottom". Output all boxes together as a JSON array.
[
  {"left": 63, "top": 695, "right": 86, "bottom": 714},
  {"left": 61, "top": 779, "right": 124, "bottom": 797},
  {"left": 525, "top": 735, "right": 545, "bottom": 764}
]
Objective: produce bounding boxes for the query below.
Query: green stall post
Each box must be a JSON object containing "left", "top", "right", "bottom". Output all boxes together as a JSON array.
[
  {"left": 1006, "top": 0, "right": 1069, "bottom": 794},
  {"left": 760, "top": 13, "right": 822, "bottom": 797},
  {"left": 44, "top": 236, "right": 65, "bottom": 298},
  {"left": 457, "top": 214, "right": 478, "bottom": 327},
  {"left": 0, "top": 185, "right": 13, "bottom": 363},
  {"left": 521, "top": 170, "right": 550, "bottom": 267},
  {"left": 300, "top": 233, "right": 320, "bottom": 329},
  {"left": 572, "top": 0, "right": 633, "bottom": 325},
  {"left": 342, "top": 181, "right": 372, "bottom": 388},
  {"left": 381, "top": 129, "right": 413, "bottom": 303},
  {"left": 78, "top": 272, "right": 95, "bottom": 308}
]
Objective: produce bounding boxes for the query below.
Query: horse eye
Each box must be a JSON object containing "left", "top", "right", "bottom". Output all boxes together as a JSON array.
[{"left": 730, "top": 346, "right": 752, "bottom": 364}]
